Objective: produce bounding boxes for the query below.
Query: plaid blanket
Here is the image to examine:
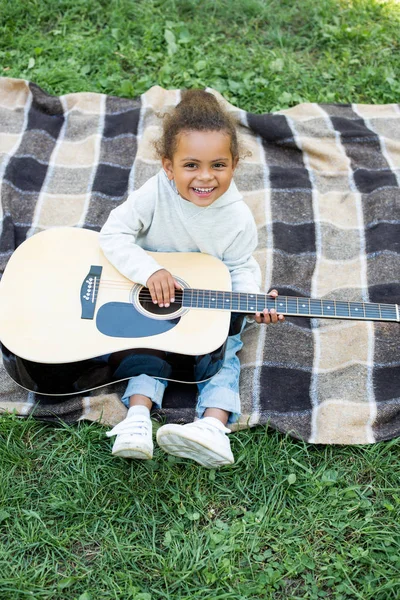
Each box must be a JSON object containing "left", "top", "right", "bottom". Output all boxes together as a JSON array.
[{"left": 0, "top": 77, "right": 399, "bottom": 444}]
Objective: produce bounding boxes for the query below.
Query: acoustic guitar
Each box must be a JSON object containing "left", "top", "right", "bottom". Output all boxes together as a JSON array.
[{"left": 0, "top": 227, "right": 398, "bottom": 396}]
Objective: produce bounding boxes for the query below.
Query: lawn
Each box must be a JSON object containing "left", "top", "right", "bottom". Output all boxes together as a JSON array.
[{"left": 1, "top": 0, "right": 400, "bottom": 598}]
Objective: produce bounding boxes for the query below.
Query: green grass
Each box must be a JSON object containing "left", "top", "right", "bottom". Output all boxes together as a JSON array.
[
  {"left": 1, "top": 0, "right": 400, "bottom": 597},
  {"left": 0, "top": 0, "right": 399, "bottom": 111},
  {"left": 1, "top": 413, "right": 400, "bottom": 599}
]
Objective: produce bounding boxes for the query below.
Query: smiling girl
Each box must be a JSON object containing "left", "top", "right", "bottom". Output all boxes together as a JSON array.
[{"left": 99, "top": 90, "right": 284, "bottom": 468}]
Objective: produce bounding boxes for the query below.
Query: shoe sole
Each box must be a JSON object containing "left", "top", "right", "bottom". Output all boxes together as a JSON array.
[
  {"left": 112, "top": 444, "right": 153, "bottom": 460},
  {"left": 157, "top": 425, "right": 234, "bottom": 468}
]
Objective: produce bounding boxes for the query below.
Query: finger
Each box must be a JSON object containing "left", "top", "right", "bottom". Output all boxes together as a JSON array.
[
  {"left": 174, "top": 279, "right": 183, "bottom": 290},
  {"left": 165, "top": 276, "right": 176, "bottom": 306},
  {"left": 269, "top": 308, "right": 278, "bottom": 324},
  {"left": 148, "top": 282, "right": 157, "bottom": 304},
  {"left": 169, "top": 280, "right": 176, "bottom": 305},
  {"left": 163, "top": 275, "right": 176, "bottom": 306},
  {"left": 154, "top": 281, "right": 165, "bottom": 306},
  {"left": 268, "top": 289, "right": 278, "bottom": 298},
  {"left": 262, "top": 309, "right": 271, "bottom": 324},
  {"left": 159, "top": 278, "right": 172, "bottom": 307}
]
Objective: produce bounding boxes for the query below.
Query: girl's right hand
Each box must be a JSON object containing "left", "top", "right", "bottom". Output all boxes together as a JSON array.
[{"left": 146, "top": 269, "right": 182, "bottom": 307}]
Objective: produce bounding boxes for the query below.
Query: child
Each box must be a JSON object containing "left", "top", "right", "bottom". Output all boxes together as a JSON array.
[{"left": 99, "top": 90, "right": 284, "bottom": 468}]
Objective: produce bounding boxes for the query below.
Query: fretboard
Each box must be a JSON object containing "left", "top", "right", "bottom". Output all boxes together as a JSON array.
[{"left": 181, "top": 290, "right": 399, "bottom": 322}]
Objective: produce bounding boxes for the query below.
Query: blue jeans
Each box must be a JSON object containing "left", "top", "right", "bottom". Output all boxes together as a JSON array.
[{"left": 121, "top": 316, "right": 246, "bottom": 425}]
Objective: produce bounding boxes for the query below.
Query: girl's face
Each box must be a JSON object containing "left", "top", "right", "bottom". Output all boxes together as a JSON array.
[{"left": 162, "top": 130, "right": 238, "bottom": 207}]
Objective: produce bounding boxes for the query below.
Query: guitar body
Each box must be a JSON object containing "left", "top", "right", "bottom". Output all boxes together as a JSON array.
[
  {"left": 0, "top": 228, "right": 232, "bottom": 396},
  {"left": 1, "top": 227, "right": 398, "bottom": 396}
]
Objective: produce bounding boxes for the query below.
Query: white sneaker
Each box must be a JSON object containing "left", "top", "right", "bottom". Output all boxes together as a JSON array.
[
  {"left": 106, "top": 415, "right": 153, "bottom": 459},
  {"left": 156, "top": 417, "right": 234, "bottom": 468}
]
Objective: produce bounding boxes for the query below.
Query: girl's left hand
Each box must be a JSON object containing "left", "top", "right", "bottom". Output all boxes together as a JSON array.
[{"left": 254, "top": 289, "right": 285, "bottom": 324}]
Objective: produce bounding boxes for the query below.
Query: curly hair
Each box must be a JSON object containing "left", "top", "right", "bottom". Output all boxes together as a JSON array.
[{"left": 154, "top": 89, "right": 239, "bottom": 161}]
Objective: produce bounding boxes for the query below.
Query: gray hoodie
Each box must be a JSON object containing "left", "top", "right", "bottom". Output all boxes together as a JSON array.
[{"left": 99, "top": 169, "right": 261, "bottom": 292}]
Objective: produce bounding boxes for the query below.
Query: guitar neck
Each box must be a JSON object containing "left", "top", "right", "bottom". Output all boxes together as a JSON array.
[{"left": 181, "top": 290, "right": 400, "bottom": 322}]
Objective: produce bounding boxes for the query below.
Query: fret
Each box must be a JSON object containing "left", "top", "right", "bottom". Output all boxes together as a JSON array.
[
  {"left": 248, "top": 294, "right": 257, "bottom": 312},
  {"left": 191, "top": 289, "right": 196, "bottom": 308},
  {"left": 209, "top": 290, "right": 217, "bottom": 310},
  {"left": 227, "top": 292, "right": 233, "bottom": 309},
  {"left": 231, "top": 292, "right": 239, "bottom": 311},
  {"left": 222, "top": 292, "right": 228, "bottom": 309},
  {"left": 223, "top": 291, "right": 231, "bottom": 310},
  {"left": 197, "top": 289, "right": 204, "bottom": 309},
  {"left": 256, "top": 294, "right": 263, "bottom": 313},
  {"left": 380, "top": 304, "right": 397, "bottom": 321},
  {"left": 222, "top": 291, "right": 228, "bottom": 310},
  {"left": 286, "top": 297, "right": 298, "bottom": 315},
  {"left": 321, "top": 300, "right": 336, "bottom": 317},
  {"left": 310, "top": 299, "right": 324, "bottom": 316},
  {"left": 204, "top": 289, "right": 210, "bottom": 309},
  {"left": 276, "top": 296, "right": 287, "bottom": 314},
  {"left": 260, "top": 295, "right": 275, "bottom": 312},
  {"left": 234, "top": 292, "right": 239, "bottom": 310},
  {"left": 182, "top": 288, "right": 190, "bottom": 308},
  {"left": 239, "top": 293, "right": 248, "bottom": 312},
  {"left": 188, "top": 288, "right": 193, "bottom": 308},
  {"left": 364, "top": 302, "right": 381, "bottom": 320},
  {"left": 334, "top": 301, "right": 350, "bottom": 318},
  {"left": 217, "top": 291, "right": 224, "bottom": 310},
  {"left": 259, "top": 294, "right": 273, "bottom": 312},
  {"left": 349, "top": 302, "right": 365, "bottom": 318},
  {"left": 298, "top": 298, "right": 310, "bottom": 315},
  {"left": 207, "top": 290, "right": 216, "bottom": 310}
]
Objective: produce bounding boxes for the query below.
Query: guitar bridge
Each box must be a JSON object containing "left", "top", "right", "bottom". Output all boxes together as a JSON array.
[{"left": 80, "top": 265, "right": 102, "bottom": 320}]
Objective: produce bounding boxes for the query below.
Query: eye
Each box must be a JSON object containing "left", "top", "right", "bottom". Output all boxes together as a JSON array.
[
  {"left": 184, "top": 163, "right": 197, "bottom": 168},
  {"left": 213, "top": 162, "right": 226, "bottom": 169}
]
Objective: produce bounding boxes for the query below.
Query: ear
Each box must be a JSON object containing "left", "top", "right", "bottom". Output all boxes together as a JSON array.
[
  {"left": 162, "top": 157, "right": 174, "bottom": 180},
  {"left": 232, "top": 156, "right": 239, "bottom": 172}
]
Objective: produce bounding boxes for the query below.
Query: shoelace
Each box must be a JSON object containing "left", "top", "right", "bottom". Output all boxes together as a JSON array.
[{"left": 106, "top": 418, "right": 151, "bottom": 438}]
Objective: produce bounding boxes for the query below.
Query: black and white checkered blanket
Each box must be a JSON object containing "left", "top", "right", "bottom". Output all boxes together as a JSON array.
[{"left": 0, "top": 78, "right": 399, "bottom": 443}]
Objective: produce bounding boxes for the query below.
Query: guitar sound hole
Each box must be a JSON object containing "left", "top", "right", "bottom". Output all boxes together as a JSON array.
[{"left": 138, "top": 288, "right": 182, "bottom": 316}]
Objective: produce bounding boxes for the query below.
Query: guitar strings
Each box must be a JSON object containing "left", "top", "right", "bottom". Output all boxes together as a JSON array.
[
  {"left": 96, "top": 282, "right": 397, "bottom": 311},
  {"left": 99, "top": 281, "right": 186, "bottom": 295},
  {"left": 92, "top": 283, "right": 398, "bottom": 320},
  {"left": 98, "top": 281, "right": 264, "bottom": 300},
  {"left": 99, "top": 280, "right": 258, "bottom": 296},
  {"left": 99, "top": 280, "right": 186, "bottom": 293},
  {"left": 97, "top": 281, "right": 273, "bottom": 306},
  {"left": 97, "top": 283, "right": 291, "bottom": 312}
]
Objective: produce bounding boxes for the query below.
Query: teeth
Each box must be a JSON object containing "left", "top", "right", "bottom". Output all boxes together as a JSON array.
[{"left": 193, "top": 187, "right": 214, "bottom": 193}]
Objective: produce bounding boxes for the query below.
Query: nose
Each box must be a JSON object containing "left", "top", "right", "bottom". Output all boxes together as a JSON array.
[{"left": 198, "top": 167, "right": 213, "bottom": 181}]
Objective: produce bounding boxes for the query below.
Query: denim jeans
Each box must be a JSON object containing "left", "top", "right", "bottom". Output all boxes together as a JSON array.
[{"left": 121, "top": 315, "right": 246, "bottom": 425}]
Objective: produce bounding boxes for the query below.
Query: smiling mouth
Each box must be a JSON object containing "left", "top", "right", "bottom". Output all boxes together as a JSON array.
[{"left": 192, "top": 187, "right": 215, "bottom": 194}]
